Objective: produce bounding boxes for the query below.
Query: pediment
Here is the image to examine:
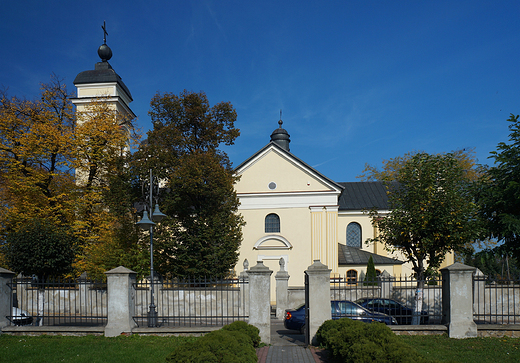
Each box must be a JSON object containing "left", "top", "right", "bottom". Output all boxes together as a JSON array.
[{"left": 235, "top": 143, "right": 343, "bottom": 195}]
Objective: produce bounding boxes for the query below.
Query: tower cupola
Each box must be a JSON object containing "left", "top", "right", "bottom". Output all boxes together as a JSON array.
[{"left": 270, "top": 116, "right": 290, "bottom": 152}]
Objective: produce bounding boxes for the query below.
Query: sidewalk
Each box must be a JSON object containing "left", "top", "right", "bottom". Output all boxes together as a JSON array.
[{"left": 256, "top": 319, "right": 330, "bottom": 363}]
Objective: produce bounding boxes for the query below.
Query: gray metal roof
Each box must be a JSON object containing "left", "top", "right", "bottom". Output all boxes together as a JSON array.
[
  {"left": 73, "top": 61, "right": 133, "bottom": 101},
  {"left": 338, "top": 182, "right": 390, "bottom": 211},
  {"left": 338, "top": 244, "right": 403, "bottom": 266}
]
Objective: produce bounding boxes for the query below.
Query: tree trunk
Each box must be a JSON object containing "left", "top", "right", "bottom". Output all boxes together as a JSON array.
[
  {"left": 412, "top": 277, "right": 424, "bottom": 325},
  {"left": 37, "top": 288, "right": 44, "bottom": 326}
]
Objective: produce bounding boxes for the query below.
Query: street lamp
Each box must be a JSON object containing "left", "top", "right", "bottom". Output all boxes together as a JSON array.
[{"left": 136, "top": 169, "right": 167, "bottom": 327}]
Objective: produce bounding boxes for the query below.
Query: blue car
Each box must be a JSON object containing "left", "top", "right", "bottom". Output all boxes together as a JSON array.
[
  {"left": 284, "top": 300, "right": 397, "bottom": 332},
  {"left": 354, "top": 298, "right": 429, "bottom": 325}
]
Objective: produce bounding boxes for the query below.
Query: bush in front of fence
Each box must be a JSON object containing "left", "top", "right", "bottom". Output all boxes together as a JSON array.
[
  {"left": 221, "top": 320, "right": 260, "bottom": 348},
  {"left": 165, "top": 323, "right": 259, "bottom": 363},
  {"left": 316, "top": 318, "right": 432, "bottom": 363}
]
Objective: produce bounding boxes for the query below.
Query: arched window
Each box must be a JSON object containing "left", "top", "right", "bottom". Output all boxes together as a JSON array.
[
  {"left": 265, "top": 213, "right": 280, "bottom": 233},
  {"left": 346, "top": 269, "right": 357, "bottom": 284},
  {"left": 346, "top": 222, "right": 362, "bottom": 248}
]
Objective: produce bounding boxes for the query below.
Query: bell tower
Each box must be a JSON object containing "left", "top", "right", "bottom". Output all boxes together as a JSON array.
[{"left": 71, "top": 22, "right": 135, "bottom": 121}]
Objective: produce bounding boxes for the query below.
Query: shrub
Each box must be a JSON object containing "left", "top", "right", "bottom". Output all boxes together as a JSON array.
[
  {"left": 316, "top": 318, "right": 430, "bottom": 363},
  {"left": 165, "top": 327, "right": 257, "bottom": 363},
  {"left": 221, "top": 320, "right": 261, "bottom": 347}
]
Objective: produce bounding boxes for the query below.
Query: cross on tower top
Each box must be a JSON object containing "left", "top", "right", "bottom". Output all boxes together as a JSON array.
[{"left": 102, "top": 21, "right": 108, "bottom": 44}]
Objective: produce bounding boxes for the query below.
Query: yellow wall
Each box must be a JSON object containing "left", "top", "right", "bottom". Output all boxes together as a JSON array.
[{"left": 236, "top": 149, "right": 332, "bottom": 194}]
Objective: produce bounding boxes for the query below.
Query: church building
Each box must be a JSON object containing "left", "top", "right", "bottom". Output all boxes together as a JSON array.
[
  {"left": 234, "top": 119, "right": 454, "bottom": 299},
  {"left": 72, "top": 33, "right": 454, "bottom": 297}
]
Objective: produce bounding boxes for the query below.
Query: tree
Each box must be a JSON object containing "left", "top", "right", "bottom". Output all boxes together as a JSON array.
[
  {"left": 367, "top": 152, "right": 481, "bottom": 324},
  {"left": 3, "top": 218, "right": 78, "bottom": 325},
  {"left": 134, "top": 90, "right": 243, "bottom": 278},
  {"left": 0, "top": 77, "right": 76, "bottom": 240},
  {"left": 70, "top": 98, "right": 142, "bottom": 278},
  {"left": 476, "top": 114, "right": 520, "bottom": 262},
  {"left": 364, "top": 255, "right": 377, "bottom": 286},
  {"left": 0, "top": 77, "right": 144, "bottom": 279},
  {"left": 359, "top": 148, "right": 482, "bottom": 182}
]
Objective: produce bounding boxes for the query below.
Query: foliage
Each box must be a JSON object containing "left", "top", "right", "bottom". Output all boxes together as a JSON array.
[
  {"left": 358, "top": 148, "right": 482, "bottom": 182},
  {"left": 463, "top": 245, "right": 520, "bottom": 279},
  {"left": 0, "top": 77, "right": 76, "bottom": 240},
  {"left": 165, "top": 329, "right": 257, "bottom": 363},
  {"left": 3, "top": 218, "right": 78, "bottom": 280},
  {"left": 0, "top": 76, "right": 145, "bottom": 279},
  {"left": 221, "top": 320, "right": 261, "bottom": 348},
  {"left": 133, "top": 90, "right": 243, "bottom": 278},
  {"left": 364, "top": 255, "right": 377, "bottom": 286},
  {"left": 476, "top": 114, "right": 520, "bottom": 262},
  {"left": 316, "top": 318, "right": 428, "bottom": 363},
  {"left": 367, "top": 152, "right": 481, "bottom": 282}
]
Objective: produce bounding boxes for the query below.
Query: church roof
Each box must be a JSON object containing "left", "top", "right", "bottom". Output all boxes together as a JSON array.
[
  {"left": 338, "top": 244, "right": 403, "bottom": 266},
  {"left": 74, "top": 61, "right": 133, "bottom": 101},
  {"left": 338, "top": 182, "right": 390, "bottom": 211}
]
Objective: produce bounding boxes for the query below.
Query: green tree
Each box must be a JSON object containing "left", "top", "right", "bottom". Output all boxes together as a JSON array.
[
  {"left": 476, "top": 114, "right": 520, "bottom": 262},
  {"left": 3, "top": 218, "right": 79, "bottom": 325},
  {"left": 359, "top": 148, "right": 482, "bottom": 182},
  {"left": 364, "top": 255, "right": 377, "bottom": 286},
  {"left": 134, "top": 90, "right": 243, "bottom": 278},
  {"left": 367, "top": 152, "right": 481, "bottom": 323}
]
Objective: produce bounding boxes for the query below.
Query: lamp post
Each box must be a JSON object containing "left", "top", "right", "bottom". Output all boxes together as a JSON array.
[{"left": 136, "top": 169, "right": 166, "bottom": 327}]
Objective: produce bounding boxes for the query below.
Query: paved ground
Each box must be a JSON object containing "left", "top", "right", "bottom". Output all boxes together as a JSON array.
[{"left": 256, "top": 319, "right": 330, "bottom": 363}]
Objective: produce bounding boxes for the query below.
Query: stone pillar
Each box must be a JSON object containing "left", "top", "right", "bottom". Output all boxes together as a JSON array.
[
  {"left": 440, "top": 262, "right": 477, "bottom": 338},
  {"left": 275, "top": 258, "right": 290, "bottom": 320},
  {"left": 0, "top": 267, "right": 16, "bottom": 331},
  {"left": 306, "top": 260, "right": 331, "bottom": 346},
  {"left": 105, "top": 266, "right": 137, "bottom": 337},
  {"left": 379, "top": 270, "right": 394, "bottom": 299},
  {"left": 248, "top": 261, "right": 273, "bottom": 344}
]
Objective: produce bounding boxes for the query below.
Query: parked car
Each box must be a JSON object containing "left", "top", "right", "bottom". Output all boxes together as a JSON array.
[
  {"left": 354, "top": 298, "right": 429, "bottom": 325},
  {"left": 11, "top": 307, "right": 33, "bottom": 326},
  {"left": 284, "top": 300, "right": 397, "bottom": 333}
]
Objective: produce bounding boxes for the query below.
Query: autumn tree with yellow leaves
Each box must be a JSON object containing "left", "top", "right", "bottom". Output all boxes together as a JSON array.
[{"left": 0, "top": 77, "right": 145, "bottom": 279}]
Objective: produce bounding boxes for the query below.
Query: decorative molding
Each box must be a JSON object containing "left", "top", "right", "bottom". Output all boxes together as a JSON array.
[{"left": 254, "top": 235, "right": 293, "bottom": 250}]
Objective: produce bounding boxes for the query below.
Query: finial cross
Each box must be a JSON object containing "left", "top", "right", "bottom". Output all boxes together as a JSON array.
[{"left": 102, "top": 21, "right": 109, "bottom": 44}]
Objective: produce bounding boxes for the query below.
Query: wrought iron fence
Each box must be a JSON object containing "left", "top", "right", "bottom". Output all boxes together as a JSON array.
[
  {"left": 473, "top": 273, "right": 520, "bottom": 324},
  {"left": 330, "top": 274, "right": 443, "bottom": 325},
  {"left": 8, "top": 277, "right": 107, "bottom": 327},
  {"left": 133, "top": 276, "right": 249, "bottom": 327}
]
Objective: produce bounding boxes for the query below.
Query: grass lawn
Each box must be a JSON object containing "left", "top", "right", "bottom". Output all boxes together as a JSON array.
[
  {"left": 1, "top": 334, "right": 520, "bottom": 362},
  {"left": 399, "top": 334, "right": 520, "bottom": 363},
  {"left": 0, "top": 334, "right": 197, "bottom": 363}
]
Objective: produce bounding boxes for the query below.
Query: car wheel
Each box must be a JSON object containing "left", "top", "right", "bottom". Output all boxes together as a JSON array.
[{"left": 300, "top": 324, "right": 306, "bottom": 334}]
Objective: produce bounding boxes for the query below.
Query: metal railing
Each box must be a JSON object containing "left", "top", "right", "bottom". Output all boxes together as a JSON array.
[
  {"left": 132, "top": 276, "right": 249, "bottom": 327},
  {"left": 330, "top": 275, "right": 443, "bottom": 324},
  {"left": 473, "top": 273, "right": 520, "bottom": 324},
  {"left": 8, "top": 277, "right": 107, "bottom": 327}
]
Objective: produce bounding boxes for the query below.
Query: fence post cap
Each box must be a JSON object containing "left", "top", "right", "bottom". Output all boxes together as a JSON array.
[
  {"left": 105, "top": 266, "right": 136, "bottom": 275},
  {"left": 439, "top": 262, "right": 476, "bottom": 272},
  {"left": 0, "top": 267, "right": 15, "bottom": 276}
]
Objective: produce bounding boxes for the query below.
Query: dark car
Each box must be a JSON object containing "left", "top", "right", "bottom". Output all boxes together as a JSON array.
[
  {"left": 354, "top": 298, "right": 429, "bottom": 325},
  {"left": 284, "top": 300, "right": 397, "bottom": 332}
]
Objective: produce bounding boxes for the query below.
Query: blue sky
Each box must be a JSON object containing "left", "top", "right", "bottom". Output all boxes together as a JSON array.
[{"left": 1, "top": 1, "right": 519, "bottom": 182}]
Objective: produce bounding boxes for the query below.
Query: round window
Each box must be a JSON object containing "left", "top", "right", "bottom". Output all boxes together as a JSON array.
[{"left": 268, "top": 182, "right": 277, "bottom": 190}]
